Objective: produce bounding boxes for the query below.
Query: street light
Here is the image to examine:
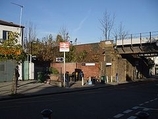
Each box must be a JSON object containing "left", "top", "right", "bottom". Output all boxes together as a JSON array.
[
  {"left": 11, "top": 2, "right": 23, "bottom": 46},
  {"left": 11, "top": 2, "right": 23, "bottom": 28}
]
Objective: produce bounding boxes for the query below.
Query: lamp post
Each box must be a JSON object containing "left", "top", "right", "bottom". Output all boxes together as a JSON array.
[
  {"left": 11, "top": 2, "right": 23, "bottom": 28},
  {"left": 11, "top": 2, "right": 23, "bottom": 46}
]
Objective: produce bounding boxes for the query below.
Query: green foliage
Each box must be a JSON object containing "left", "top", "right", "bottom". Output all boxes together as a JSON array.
[
  {"left": 0, "top": 32, "right": 26, "bottom": 62},
  {"left": 66, "top": 45, "right": 76, "bottom": 62},
  {"left": 49, "top": 67, "right": 59, "bottom": 74},
  {"left": 76, "top": 50, "right": 88, "bottom": 62},
  {"left": 24, "top": 32, "right": 89, "bottom": 62}
]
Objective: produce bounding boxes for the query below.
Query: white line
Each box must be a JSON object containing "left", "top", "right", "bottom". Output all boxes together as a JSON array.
[
  {"left": 135, "top": 111, "right": 141, "bottom": 115},
  {"left": 148, "top": 108, "right": 158, "bottom": 111},
  {"left": 123, "top": 109, "right": 132, "bottom": 114},
  {"left": 139, "top": 103, "right": 144, "bottom": 106},
  {"left": 143, "top": 108, "right": 150, "bottom": 111},
  {"left": 127, "top": 116, "right": 137, "bottom": 119},
  {"left": 113, "top": 114, "right": 124, "bottom": 118},
  {"left": 150, "top": 99, "right": 154, "bottom": 102},
  {"left": 145, "top": 101, "right": 149, "bottom": 104},
  {"left": 132, "top": 106, "right": 139, "bottom": 109}
]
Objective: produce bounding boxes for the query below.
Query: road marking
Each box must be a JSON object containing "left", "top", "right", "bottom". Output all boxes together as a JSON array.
[
  {"left": 143, "top": 108, "right": 150, "bottom": 111},
  {"left": 145, "top": 101, "right": 149, "bottom": 104},
  {"left": 127, "top": 116, "right": 137, "bottom": 119},
  {"left": 132, "top": 106, "right": 139, "bottom": 109},
  {"left": 145, "top": 108, "right": 158, "bottom": 111},
  {"left": 150, "top": 99, "right": 154, "bottom": 102},
  {"left": 113, "top": 114, "right": 124, "bottom": 118},
  {"left": 139, "top": 103, "right": 144, "bottom": 106},
  {"left": 135, "top": 111, "right": 141, "bottom": 115},
  {"left": 123, "top": 109, "right": 132, "bottom": 114},
  {"left": 112, "top": 97, "right": 158, "bottom": 119}
]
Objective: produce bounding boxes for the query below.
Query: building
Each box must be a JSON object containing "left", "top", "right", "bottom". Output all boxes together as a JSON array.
[{"left": 0, "top": 19, "right": 24, "bottom": 81}]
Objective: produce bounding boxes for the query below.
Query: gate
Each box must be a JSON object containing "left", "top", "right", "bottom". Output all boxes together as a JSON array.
[{"left": 0, "top": 61, "right": 16, "bottom": 82}]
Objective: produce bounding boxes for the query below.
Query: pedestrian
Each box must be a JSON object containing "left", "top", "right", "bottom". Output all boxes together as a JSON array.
[
  {"left": 79, "top": 70, "right": 84, "bottom": 80},
  {"left": 116, "top": 73, "right": 119, "bottom": 83},
  {"left": 72, "top": 71, "right": 75, "bottom": 81},
  {"left": 65, "top": 71, "right": 70, "bottom": 87},
  {"left": 80, "top": 70, "right": 84, "bottom": 85},
  {"left": 45, "top": 74, "right": 51, "bottom": 84},
  {"left": 75, "top": 72, "right": 78, "bottom": 81},
  {"left": 15, "top": 65, "right": 20, "bottom": 87}
]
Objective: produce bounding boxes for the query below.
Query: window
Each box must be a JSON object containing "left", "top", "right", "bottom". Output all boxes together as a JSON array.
[{"left": 2, "top": 30, "right": 10, "bottom": 40}]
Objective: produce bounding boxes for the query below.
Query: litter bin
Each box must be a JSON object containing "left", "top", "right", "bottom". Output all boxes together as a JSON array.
[
  {"left": 37, "top": 72, "right": 43, "bottom": 82},
  {"left": 101, "top": 76, "right": 106, "bottom": 84}
]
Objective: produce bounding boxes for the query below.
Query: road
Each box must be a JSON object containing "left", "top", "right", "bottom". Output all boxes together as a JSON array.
[{"left": 0, "top": 80, "right": 158, "bottom": 119}]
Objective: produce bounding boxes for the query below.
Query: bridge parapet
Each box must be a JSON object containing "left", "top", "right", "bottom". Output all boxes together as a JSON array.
[{"left": 116, "top": 31, "right": 158, "bottom": 46}]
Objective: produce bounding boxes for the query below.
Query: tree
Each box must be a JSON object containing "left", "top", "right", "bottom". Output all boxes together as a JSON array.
[
  {"left": 76, "top": 50, "right": 88, "bottom": 62},
  {"left": 25, "top": 27, "right": 88, "bottom": 63},
  {"left": 99, "top": 10, "right": 115, "bottom": 40},
  {"left": 114, "top": 22, "right": 128, "bottom": 41},
  {"left": 0, "top": 32, "right": 25, "bottom": 61},
  {"left": 0, "top": 31, "right": 26, "bottom": 94},
  {"left": 59, "top": 26, "right": 69, "bottom": 41},
  {"left": 24, "top": 22, "right": 37, "bottom": 54},
  {"left": 66, "top": 44, "right": 76, "bottom": 62},
  {"left": 28, "top": 35, "right": 55, "bottom": 62}
]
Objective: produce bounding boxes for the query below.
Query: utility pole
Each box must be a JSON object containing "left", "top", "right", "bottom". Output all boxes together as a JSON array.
[{"left": 11, "top": 2, "right": 23, "bottom": 45}]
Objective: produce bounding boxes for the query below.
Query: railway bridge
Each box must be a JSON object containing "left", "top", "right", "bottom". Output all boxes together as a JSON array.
[{"left": 116, "top": 31, "right": 158, "bottom": 78}]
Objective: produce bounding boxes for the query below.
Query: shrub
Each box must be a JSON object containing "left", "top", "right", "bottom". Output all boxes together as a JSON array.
[{"left": 49, "top": 67, "right": 59, "bottom": 75}]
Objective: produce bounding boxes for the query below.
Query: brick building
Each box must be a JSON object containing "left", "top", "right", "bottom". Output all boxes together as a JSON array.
[
  {"left": 51, "top": 40, "right": 132, "bottom": 82},
  {"left": 50, "top": 39, "right": 150, "bottom": 83}
]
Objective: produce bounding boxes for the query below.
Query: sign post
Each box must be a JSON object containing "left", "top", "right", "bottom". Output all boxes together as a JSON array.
[{"left": 60, "top": 42, "right": 70, "bottom": 87}]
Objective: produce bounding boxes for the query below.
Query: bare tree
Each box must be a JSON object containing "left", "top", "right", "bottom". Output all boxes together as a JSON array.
[
  {"left": 59, "top": 26, "right": 70, "bottom": 41},
  {"left": 24, "top": 22, "right": 37, "bottom": 53},
  {"left": 114, "top": 22, "right": 128, "bottom": 41},
  {"left": 24, "top": 22, "right": 36, "bottom": 41},
  {"left": 99, "top": 10, "right": 115, "bottom": 40}
]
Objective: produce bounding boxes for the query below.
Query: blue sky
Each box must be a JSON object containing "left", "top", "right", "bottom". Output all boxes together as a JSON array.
[{"left": 0, "top": 0, "right": 158, "bottom": 44}]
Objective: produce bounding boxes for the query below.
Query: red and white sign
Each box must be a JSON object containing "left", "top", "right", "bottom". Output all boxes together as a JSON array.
[{"left": 59, "top": 42, "right": 70, "bottom": 52}]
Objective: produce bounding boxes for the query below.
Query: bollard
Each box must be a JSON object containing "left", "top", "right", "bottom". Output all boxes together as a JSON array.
[
  {"left": 41, "top": 109, "right": 52, "bottom": 119},
  {"left": 136, "top": 111, "right": 149, "bottom": 119},
  {"left": 82, "top": 77, "right": 84, "bottom": 86},
  {"left": 88, "top": 77, "right": 92, "bottom": 85}
]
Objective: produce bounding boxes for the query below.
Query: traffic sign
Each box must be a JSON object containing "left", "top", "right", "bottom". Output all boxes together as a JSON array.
[
  {"left": 59, "top": 42, "right": 70, "bottom": 52},
  {"left": 56, "top": 57, "right": 64, "bottom": 62}
]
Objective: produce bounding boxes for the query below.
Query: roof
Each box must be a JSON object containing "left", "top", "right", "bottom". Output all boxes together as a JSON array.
[{"left": 0, "top": 19, "right": 24, "bottom": 28}]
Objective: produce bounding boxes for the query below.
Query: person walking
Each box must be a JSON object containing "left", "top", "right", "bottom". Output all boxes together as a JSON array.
[
  {"left": 15, "top": 66, "right": 20, "bottom": 87},
  {"left": 65, "top": 71, "right": 70, "bottom": 87},
  {"left": 116, "top": 73, "right": 119, "bottom": 83}
]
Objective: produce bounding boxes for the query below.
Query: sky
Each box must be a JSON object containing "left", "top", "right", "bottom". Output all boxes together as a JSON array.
[{"left": 0, "top": 0, "right": 158, "bottom": 44}]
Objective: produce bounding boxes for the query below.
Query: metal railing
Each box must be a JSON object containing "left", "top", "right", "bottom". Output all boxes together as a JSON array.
[{"left": 116, "top": 31, "right": 158, "bottom": 46}]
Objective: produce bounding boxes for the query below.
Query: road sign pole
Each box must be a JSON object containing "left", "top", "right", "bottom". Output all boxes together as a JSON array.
[
  {"left": 63, "top": 51, "right": 65, "bottom": 87},
  {"left": 59, "top": 42, "right": 70, "bottom": 87}
]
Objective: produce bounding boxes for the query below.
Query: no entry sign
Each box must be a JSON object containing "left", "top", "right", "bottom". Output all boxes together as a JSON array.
[{"left": 59, "top": 42, "right": 70, "bottom": 52}]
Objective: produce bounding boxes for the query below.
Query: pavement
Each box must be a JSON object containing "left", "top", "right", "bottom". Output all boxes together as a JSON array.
[
  {"left": 0, "top": 79, "right": 120, "bottom": 101},
  {"left": 0, "top": 78, "right": 158, "bottom": 101}
]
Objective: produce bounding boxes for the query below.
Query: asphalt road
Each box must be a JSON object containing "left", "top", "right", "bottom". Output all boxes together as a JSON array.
[{"left": 0, "top": 80, "right": 158, "bottom": 119}]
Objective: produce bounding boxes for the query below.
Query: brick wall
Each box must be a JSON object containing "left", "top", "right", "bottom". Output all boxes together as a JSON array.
[
  {"left": 50, "top": 41, "right": 144, "bottom": 82},
  {"left": 51, "top": 62, "right": 100, "bottom": 80}
]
